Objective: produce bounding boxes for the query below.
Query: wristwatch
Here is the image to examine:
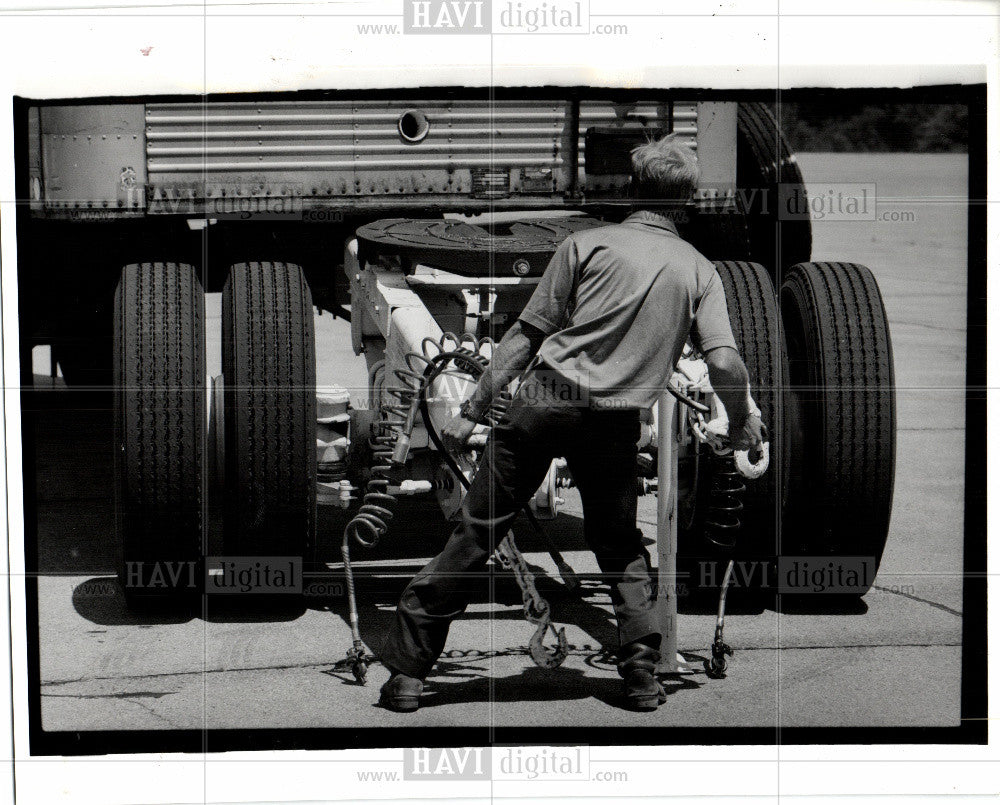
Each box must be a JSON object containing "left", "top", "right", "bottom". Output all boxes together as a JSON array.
[{"left": 459, "top": 398, "right": 484, "bottom": 423}]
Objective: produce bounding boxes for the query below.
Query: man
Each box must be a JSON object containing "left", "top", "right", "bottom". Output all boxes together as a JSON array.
[{"left": 378, "top": 134, "right": 764, "bottom": 712}]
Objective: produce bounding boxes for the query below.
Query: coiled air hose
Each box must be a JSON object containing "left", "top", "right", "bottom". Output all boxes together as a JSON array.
[
  {"left": 669, "top": 377, "right": 770, "bottom": 679},
  {"left": 336, "top": 332, "right": 575, "bottom": 684},
  {"left": 338, "top": 333, "right": 490, "bottom": 684}
]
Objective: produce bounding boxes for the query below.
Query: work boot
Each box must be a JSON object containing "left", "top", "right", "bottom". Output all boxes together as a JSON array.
[
  {"left": 618, "top": 641, "right": 666, "bottom": 711},
  {"left": 378, "top": 670, "right": 424, "bottom": 713}
]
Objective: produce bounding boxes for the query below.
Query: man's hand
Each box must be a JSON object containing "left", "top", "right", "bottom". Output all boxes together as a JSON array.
[
  {"left": 441, "top": 414, "right": 478, "bottom": 453},
  {"left": 730, "top": 412, "right": 765, "bottom": 455}
]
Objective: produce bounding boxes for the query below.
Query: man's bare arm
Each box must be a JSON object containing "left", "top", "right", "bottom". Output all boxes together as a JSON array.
[
  {"left": 464, "top": 320, "right": 547, "bottom": 420},
  {"left": 704, "top": 346, "right": 751, "bottom": 428}
]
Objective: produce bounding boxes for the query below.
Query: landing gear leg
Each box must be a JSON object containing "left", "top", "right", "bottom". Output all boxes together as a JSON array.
[{"left": 706, "top": 559, "right": 736, "bottom": 679}]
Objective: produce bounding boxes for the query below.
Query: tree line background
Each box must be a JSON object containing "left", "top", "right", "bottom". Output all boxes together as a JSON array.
[{"left": 777, "top": 102, "right": 968, "bottom": 152}]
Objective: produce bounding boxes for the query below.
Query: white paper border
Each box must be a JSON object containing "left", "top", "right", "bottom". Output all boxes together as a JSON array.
[{"left": 0, "top": 0, "right": 996, "bottom": 803}]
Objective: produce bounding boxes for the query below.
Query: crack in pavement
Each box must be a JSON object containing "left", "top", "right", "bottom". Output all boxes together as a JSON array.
[
  {"left": 42, "top": 690, "right": 175, "bottom": 699},
  {"left": 41, "top": 660, "right": 342, "bottom": 688},
  {"left": 42, "top": 690, "right": 182, "bottom": 729},
  {"left": 732, "top": 642, "right": 962, "bottom": 652},
  {"left": 121, "top": 696, "right": 181, "bottom": 729},
  {"left": 871, "top": 584, "right": 963, "bottom": 617},
  {"left": 40, "top": 641, "right": 964, "bottom": 688}
]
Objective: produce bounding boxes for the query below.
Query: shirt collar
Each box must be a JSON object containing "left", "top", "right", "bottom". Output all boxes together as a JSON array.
[{"left": 624, "top": 209, "right": 680, "bottom": 235}]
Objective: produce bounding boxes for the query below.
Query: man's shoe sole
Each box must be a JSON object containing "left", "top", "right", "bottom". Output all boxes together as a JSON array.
[
  {"left": 379, "top": 693, "right": 420, "bottom": 713},
  {"left": 627, "top": 687, "right": 667, "bottom": 711}
]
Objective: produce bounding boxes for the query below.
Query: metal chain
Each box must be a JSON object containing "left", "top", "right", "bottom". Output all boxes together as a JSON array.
[
  {"left": 495, "top": 532, "right": 568, "bottom": 668},
  {"left": 495, "top": 533, "right": 548, "bottom": 624}
]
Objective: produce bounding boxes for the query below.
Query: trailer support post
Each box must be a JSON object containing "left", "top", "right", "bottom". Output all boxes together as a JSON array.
[{"left": 656, "top": 389, "right": 693, "bottom": 675}]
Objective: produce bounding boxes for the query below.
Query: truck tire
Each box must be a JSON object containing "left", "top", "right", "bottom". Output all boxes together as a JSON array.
[
  {"left": 737, "top": 102, "right": 812, "bottom": 276},
  {"left": 114, "top": 262, "right": 205, "bottom": 604},
  {"left": 780, "top": 262, "right": 895, "bottom": 595},
  {"left": 681, "top": 202, "right": 752, "bottom": 263},
  {"left": 679, "top": 261, "right": 788, "bottom": 588},
  {"left": 222, "top": 262, "right": 317, "bottom": 564}
]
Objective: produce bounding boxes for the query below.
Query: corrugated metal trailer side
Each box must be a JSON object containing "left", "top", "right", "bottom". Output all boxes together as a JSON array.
[{"left": 30, "top": 96, "right": 718, "bottom": 215}]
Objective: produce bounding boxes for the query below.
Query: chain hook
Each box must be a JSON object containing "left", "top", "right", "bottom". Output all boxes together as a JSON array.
[{"left": 529, "top": 620, "right": 569, "bottom": 669}]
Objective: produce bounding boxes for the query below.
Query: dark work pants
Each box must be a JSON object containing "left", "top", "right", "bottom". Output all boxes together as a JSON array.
[{"left": 378, "top": 373, "right": 661, "bottom": 680}]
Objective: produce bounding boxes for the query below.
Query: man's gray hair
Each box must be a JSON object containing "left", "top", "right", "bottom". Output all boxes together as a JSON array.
[{"left": 630, "top": 133, "right": 700, "bottom": 202}]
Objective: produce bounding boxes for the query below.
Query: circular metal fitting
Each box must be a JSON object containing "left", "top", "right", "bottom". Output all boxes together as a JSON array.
[
  {"left": 398, "top": 109, "right": 430, "bottom": 143},
  {"left": 512, "top": 258, "right": 531, "bottom": 276}
]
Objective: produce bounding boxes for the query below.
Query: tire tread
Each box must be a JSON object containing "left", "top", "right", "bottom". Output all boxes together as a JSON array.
[
  {"left": 114, "top": 262, "right": 205, "bottom": 597},
  {"left": 222, "top": 261, "right": 317, "bottom": 559},
  {"left": 780, "top": 261, "right": 896, "bottom": 579}
]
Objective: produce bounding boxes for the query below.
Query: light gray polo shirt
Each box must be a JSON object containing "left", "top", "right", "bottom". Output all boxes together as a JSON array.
[{"left": 518, "top": 210, "right": 737, "bottom": 410}]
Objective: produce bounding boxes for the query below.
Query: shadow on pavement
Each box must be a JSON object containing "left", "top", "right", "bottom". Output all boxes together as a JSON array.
[
  {"left": 333, "top": 554, "right": 622, "bottom": 657},
  {"left": 391, "top": 661, "right": 707, "bottom": 711},
  {"left": 71, "top": 578, "right": 197, "bottom": 626},
  {"left": 72, "top": 577, "right": 310, "bottom": 625},
  {"left": 770, "top": 594, "right": 869, "bottom": 615},
  {"left": 419, "top": 665, "right": 619, "bottom": 709}
]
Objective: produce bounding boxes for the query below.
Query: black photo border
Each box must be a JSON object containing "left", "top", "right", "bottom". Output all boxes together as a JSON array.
[{"left": 10, "top": 83, "right": 987, "bottom": 756}]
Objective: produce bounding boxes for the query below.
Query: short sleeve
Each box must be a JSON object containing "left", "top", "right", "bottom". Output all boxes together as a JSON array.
[
  {"left": 517, "top": 237, "right": 578, "bottom": 335},
  {"left": 690, "top": 268, "right": 738, "bottom": 354}
]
